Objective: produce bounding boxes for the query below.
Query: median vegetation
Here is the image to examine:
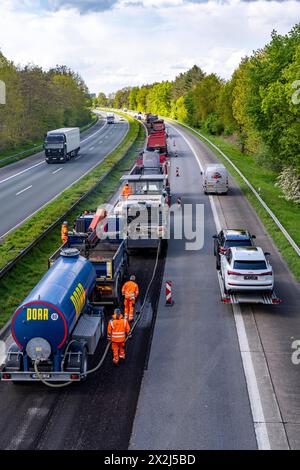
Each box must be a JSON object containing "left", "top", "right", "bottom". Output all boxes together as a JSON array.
[{"left": 0, "top": 114, "right": 140, "bottom": 272}]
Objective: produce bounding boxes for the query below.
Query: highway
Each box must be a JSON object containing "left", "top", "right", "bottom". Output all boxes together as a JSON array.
[
  {"left": 0, "top": 120, "right": 299, "bottom": 449},
  {"left": 131, "top": 122, "right": 300, "bottom": 450},
  {"left": 0, "top": 112, "right": 129, "bottom": 239}
]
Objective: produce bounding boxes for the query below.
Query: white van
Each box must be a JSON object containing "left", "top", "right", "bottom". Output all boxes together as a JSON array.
[{"left": 203, "top": 164, "right": 229, "bottom": 194}]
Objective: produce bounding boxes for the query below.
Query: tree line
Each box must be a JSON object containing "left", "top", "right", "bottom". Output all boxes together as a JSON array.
[
  {"left": 0, "top": 52, "right": 92, "bottom": 153},
  {"left": 95, "top": 24, "right": 300, "bottom": 203}
]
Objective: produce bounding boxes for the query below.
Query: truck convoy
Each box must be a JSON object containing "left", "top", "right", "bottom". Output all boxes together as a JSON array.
[{"left": 44, "top": 128, "right": 80, "bottom": 163}]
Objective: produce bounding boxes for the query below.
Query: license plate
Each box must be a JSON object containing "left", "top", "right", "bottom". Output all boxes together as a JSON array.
[
  {"left": 31, "top": 373, "right": 51, "bottom": 379},
  {"left": 244, "top": 275, "right": 258, "bottom": 280}
]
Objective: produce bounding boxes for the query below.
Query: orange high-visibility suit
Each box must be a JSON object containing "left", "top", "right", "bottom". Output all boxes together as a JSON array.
[
  {"left": 61, "top": 224, "right": 68, "bottom": 244},
  {"left": 107, "top": 313, "right": 130, "bottom": 364},
  {"left": 122, "top": 184, "right": 132, "bottom": 198},
  {"left": 122, "top": 280, "right": 139, "bottom": 321}
]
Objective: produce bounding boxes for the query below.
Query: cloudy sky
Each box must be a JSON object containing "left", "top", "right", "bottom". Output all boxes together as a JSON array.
[{"left": 0, "top": 0, "right": 300, "bottom": 94}]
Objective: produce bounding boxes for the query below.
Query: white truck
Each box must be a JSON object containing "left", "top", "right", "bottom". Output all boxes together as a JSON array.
[
  {"left": 44, "top": 128, "right": 80, "bottom": 163},
  {"left": 107, "top": 113, "right": 115, "bottom": 124}
]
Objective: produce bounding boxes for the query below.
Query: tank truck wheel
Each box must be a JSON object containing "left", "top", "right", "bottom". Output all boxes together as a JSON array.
[{"left": 80, "top": 346, "right": 88, "bottom": 382}]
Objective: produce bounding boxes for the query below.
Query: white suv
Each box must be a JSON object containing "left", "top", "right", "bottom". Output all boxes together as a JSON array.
[{"left": 220, "top": 246, "right": 274, "bottom": 294}]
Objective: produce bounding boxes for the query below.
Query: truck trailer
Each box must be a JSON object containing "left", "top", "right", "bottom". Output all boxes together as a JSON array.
[
  {"left": 44, "top": 128, "right": 80, "bottom": 163},
  {"left": 115, "top": 175, "right": 169, "bottom": 250},
  {"left": 49, "top": 217, "right": 128, "bottom": 306},
  {"left": 146, "top": 132, "right": 168, "bottom": 164}
]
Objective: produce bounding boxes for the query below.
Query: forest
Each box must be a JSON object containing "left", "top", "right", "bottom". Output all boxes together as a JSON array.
[
  {"left": 96, "top": 24, "right": 300, "bottom": 203},
  {"left": 0, "top": 53, "right": 92, "bottom": 153}
]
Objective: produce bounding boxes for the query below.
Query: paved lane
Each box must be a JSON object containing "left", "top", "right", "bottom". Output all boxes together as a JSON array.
[
  {"left": 130, "top": 122, "right": 300, "bottom": 450},
  {"left": 0, "top": 113, "right": 128, "bottom": 238},
  {"left": 130, "top": 125, "right": 257, "bottom": 450}
]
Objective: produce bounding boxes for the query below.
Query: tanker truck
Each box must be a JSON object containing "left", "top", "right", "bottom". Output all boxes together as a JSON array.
[{"left": 0, "top": 248, "right": 106, "bottom": 383}]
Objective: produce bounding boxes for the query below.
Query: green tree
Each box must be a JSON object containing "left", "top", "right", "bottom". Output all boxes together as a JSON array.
[
  {"left": 171, "top": 65, "right": 205, "bottom": 101},
  {"left": 96, "top": 92, "right": 108, "bottom": 107}
]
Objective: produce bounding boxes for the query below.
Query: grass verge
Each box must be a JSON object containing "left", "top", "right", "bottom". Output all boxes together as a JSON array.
[
  {"left": 0, "top": 113, "right": 99, "bottom": 168},
  {"left": 0, "top": 114, "right": 139, "bottom": 270},
  {"left": 180, "top": 123, "right": 300, "bottom": 283},
  {"left": 0, "top": 117, "right": 144, "bottom": 328}
]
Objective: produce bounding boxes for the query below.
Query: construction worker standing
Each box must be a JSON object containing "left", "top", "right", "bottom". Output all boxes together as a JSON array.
[
  {"left": 107, "top": 308, "right": 130, "bottom": 366},
  {"left": 61, "top": 221, "right": 69, "bottom": 245},
  {"left": 122, "top": 275, "right": 139, "bottom": 322},
  {"left": 122, "top": 183, "right": 132, "bottom": 199}
]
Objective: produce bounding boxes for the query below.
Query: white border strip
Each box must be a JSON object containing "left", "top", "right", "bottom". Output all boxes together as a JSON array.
[
  {"left": 175, "top": 121, "right": 300, "bottom": 257},
  {"left": 168, "top": 121, "right": 271, "bottom": 450}
]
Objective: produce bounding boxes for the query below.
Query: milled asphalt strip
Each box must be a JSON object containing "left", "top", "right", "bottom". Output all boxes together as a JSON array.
[
  {"left": 168, "top": 122, "right": 273, "bottom": 450},
  {"left": 0, "top": 121, "right": 109, "bottom": 186},
  {"left": 0, "top": 120, "right": 129, "bottom": 240},
  {"left": 177, "top": 122, "right": 300, "bottom": 258}
]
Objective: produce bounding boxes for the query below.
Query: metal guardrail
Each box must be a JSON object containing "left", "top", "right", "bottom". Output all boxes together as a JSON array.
[
  {"left": 0, "top": 145, "right": 43, "bottom": 164},
  {"left": 174, "top": 121, "right": 300, "bottom": 258}
]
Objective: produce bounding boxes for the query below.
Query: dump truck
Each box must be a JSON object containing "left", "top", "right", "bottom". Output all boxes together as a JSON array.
[
  {"left": 49, "top": 213, "right": 128, "bottom": 305},
  {"left": 152, "top": 119, "right": 165, "bottom": 132},
  {"left": 146, "top": 132, "right": 168, "bottom": 164}
]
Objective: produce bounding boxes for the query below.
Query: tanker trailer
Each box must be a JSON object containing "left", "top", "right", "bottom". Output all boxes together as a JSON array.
[{"left": 1, "top": 248, "right": 105, "bottom": 383}]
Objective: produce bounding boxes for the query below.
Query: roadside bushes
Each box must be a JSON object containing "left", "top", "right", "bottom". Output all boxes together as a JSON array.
[{"left": 276, "top": 167, "right": 300, "bottom": 204}]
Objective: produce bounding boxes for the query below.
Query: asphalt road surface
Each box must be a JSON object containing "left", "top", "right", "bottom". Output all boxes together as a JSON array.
[
  {"left": 0, "top": 250, "right": 166, "bottom": 450},
  {"left": 0, "top": 120, "right": 299, "bottom": 450},
  {"left": 0, "top": 113, "right": 129, "bottom": 239},
  {"left": 130, "top": 121, "right": 300, "bottom": 450}
]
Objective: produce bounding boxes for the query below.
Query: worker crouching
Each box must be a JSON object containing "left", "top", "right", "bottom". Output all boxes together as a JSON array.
[
  {"left": 122, "top": 275, "right": 139, "bottom": 322},
  {"left": 107, "top": 308, "right": 130, "bottom": 366}
]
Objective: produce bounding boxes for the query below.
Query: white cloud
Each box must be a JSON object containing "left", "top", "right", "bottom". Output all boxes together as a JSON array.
[{"left": 0, "top": 0, "right": 299, "bottom": 94}]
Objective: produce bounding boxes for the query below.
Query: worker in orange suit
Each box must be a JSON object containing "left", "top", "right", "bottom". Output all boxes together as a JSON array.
[
  {"left": 122, "top": 183, "right": 132, "bottom": 198},
  {"left": 61, "top": 221, "right": 69, "bottom": 245},
  {"left": 122, "top": 275, "right": 139, "bottom": 322},
  {"left": 107, "top": 308, "right": 130, "bottom": 366}
]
